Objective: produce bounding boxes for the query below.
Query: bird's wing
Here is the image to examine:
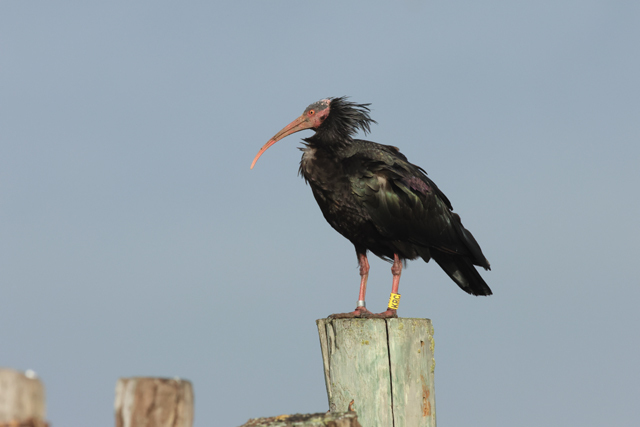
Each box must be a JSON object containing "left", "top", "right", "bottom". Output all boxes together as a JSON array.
[{"left": 344, "top": 141, "right": 487, "bottom": 266}]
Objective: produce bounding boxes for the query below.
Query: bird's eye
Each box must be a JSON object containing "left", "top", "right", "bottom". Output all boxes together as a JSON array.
[{"left": 308, "top": 110, "right": 315, "bottom": 116}]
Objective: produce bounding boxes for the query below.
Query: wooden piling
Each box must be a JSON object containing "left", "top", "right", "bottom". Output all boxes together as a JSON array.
[
  {"left": 317, "top": 318, "right": 436, "bottom": 427},
  {"left": 114, "top": 377, "right": 193, "bottom": 427},
  {"left": 0, "top": 368, "right": 47, "bottom": 427},
  {"left": 240, "top": 412, "right": 362, "bottom": 427}
]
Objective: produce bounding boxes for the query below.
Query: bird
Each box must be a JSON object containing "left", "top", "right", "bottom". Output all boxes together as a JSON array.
[{"left": 251, "top": 97, "right": 491, "bottom": 318}]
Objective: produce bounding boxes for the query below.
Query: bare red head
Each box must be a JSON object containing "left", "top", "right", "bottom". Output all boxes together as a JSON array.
[{"left": 250, "top": 99, "right": 331, "bottom": 169}]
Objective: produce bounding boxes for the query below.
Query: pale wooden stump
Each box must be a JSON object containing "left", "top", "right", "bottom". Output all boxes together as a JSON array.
[
  {"left": 115, "top": 377, "right": 193, "bottom": 427},
  {"left": 0, "top": 368, "right": 46, "bottom": 427},
  {"left": 317, "top": 318, "right": 436, "bottom": 427}
]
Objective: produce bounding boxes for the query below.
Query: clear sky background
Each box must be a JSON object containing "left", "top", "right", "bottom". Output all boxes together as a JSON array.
[{"left": 1, "top": 1, "right": 639, "bottom": 426}]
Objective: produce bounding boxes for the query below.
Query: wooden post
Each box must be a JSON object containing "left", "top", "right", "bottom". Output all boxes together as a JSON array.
[
  {"left": 240, "top": 412, "right": 362, "bottom": 427},
  {"left": 114, "top": 377, "right": 193, "bottom": 427},
  {"left": 317, "top": 318, "right": 436, "bottom": 427},
  {"left": 0, "top": 368, "right": 47, "bottom": 427}
]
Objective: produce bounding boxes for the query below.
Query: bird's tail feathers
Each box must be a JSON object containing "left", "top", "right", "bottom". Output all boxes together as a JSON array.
[
  {"left": 432, "top": 252, "right": 492, "bottom": 296},
  {"left": 452, "top": 214, "right": 491, "bottom": 270}
]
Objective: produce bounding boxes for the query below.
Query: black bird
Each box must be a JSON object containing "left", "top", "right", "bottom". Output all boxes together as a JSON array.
[{"left": 251, "top": 97, "right": 491, "bottom": 318}]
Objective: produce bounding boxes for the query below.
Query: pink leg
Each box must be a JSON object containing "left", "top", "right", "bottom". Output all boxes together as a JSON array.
[
  {"left": 373, "top": 253, "right": 402, "bottom": 318},
  {"left": 329, "top": 253, "right": 401, "bottom": 319},
  {"left": 357, "top": 253, "right": 369, "bottom": 304},
  {"left": 391, "top": 253, "right": 402, "bottom": 295},
  {"left": 329, "top": 253, "right": 375, "bottom": 318}
]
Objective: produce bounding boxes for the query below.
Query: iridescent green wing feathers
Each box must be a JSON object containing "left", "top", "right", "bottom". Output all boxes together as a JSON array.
[{"left": 344, "top": 141, "right": 489, "bottom": 268}]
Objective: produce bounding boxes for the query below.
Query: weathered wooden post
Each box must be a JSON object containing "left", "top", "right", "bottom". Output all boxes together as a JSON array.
[
  {"left": 240, "top": 412, "right": 362, "bottom": 427},
  {"left": 114, "top": 377, "right": 193, "bottom": 427},
  {"left": 0, "top": 368, "right": 47, "bottom": 427},
  {"left": 317, "top": 318, "right": 436, "bottom": 427}
]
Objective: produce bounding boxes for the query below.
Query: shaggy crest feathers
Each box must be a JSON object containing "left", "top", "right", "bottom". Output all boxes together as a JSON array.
[{"left": 305, "top": 97, "right": 377, "bottom": 147}]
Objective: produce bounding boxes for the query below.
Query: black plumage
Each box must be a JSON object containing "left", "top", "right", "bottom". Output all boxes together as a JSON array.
[{"left": 251, "top": 97, "right": 491, "bottom": 317}]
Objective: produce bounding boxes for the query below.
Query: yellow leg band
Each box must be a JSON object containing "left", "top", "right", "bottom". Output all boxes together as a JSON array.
[{"left": 388, "top": 293, "right": 401, "bottom": 310}]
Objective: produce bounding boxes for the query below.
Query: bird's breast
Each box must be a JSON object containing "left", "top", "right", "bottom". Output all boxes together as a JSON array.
[
  {"left": 300, "top": 147, "right": 317, "bottom": 174},
  {"left": 300, "top": 147, "right": 373, "bottom": 243},
  {"left": 299, "top": 147, "right": 344, "bottom": 186}
]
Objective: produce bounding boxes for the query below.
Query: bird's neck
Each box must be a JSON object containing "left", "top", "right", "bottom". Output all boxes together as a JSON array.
[
  {"left": 303, "top": 132, "right": 351, "bottom": 153},
  {"left": 299, "top": 142, "right": 345, "bottom": 187}
]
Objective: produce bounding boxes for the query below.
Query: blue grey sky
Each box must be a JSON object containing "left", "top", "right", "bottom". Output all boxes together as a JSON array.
[{"left": 1, "top": 1, "right": 639, "bottom": 426}]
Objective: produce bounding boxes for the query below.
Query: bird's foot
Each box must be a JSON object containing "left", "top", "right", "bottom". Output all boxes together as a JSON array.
[
  {"left": 370, "top": 308, "right": 398, "bottom": 318},
  {"left": 328, "top": 307, "right": 397, "bottom": 319},
  {"left": 328, "top": 306, "right": 374, "bottom": 319}
]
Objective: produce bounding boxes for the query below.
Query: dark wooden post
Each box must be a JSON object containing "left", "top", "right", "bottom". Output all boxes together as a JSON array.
[
  {"left": 317, "top": 318, "right": 436, "bottom": 427},
  {"left": 0, "top": 368, "right": 47, "bottom": 427},
  {"left": 114, "top": 377, "right": 193, "bottom": 427}
]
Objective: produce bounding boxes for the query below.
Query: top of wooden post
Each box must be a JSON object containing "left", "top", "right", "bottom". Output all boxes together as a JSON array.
[
  {"left": 0, "top": 368, "right": 46, "bottom": 424},
  {"left": 115, "top": 377, "right": 194, "bottom": 427}
]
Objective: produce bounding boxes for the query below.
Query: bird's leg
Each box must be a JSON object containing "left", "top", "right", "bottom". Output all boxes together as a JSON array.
[
  {"left": 391, "top": 253, "right": 402, "bottom": 295},
  {"left": 329, "top": 253, "right": 401, "bottom": 319},
  {"left": 356, "top": 252, "right": 370, "bottom": 312},
  {"left": 328, "top": 252, "right": 375, "bottom": 318},
  {"left": 373, "top": 253, "right": 402, "bottom": 318}
]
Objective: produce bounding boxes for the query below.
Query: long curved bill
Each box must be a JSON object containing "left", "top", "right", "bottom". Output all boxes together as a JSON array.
[{"left": 250, "top": 114, "right": 313, "bottom": 169}]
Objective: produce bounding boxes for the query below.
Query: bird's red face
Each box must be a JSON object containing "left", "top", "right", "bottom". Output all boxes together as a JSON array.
[{"left": 250, "top": 99, "right": 331, "bottom": 169}]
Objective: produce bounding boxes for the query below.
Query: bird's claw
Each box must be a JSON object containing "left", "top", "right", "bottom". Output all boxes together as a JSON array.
[{"left": 370, "top": 309, "right": 398, "bottom": 318}]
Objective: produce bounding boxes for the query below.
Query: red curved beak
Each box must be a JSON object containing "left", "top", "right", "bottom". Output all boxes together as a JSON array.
[{"left": 250, "top": 114, "right": 313, "bottom": 169}]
